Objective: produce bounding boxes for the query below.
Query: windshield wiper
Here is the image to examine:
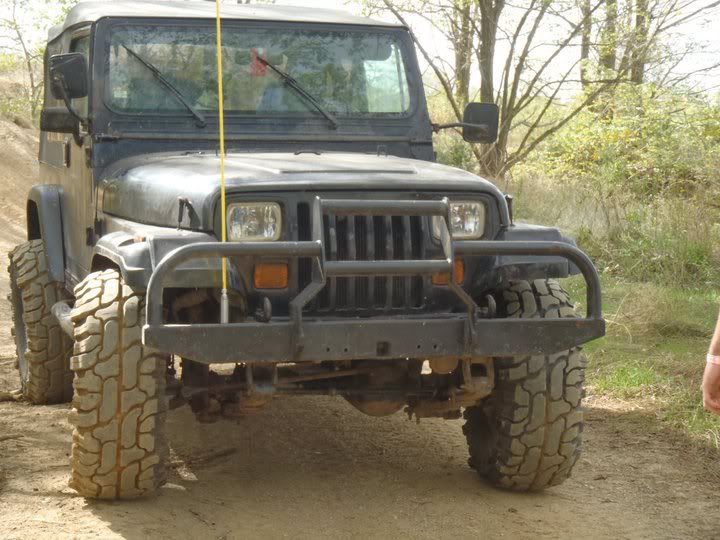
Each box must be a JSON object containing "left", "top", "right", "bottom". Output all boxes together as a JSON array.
[
  {"left": 121, "top": 44, "right": 207, "bottom": 128},
  {"left": 256, "top": 57, "right": 338, "bottom": 130}
]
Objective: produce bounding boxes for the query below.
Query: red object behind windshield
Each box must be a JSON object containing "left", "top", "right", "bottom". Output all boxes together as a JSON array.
[{"left": 250, "top": 48, "right": 267, "bottom": 77}]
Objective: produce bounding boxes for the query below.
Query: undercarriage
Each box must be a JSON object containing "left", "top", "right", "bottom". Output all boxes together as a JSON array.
[{"left": 169, "top": 356, "right": 495, "bottom": 422}]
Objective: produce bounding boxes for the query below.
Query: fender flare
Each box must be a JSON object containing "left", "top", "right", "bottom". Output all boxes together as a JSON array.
[
  {"left": 92, "top": 230, "right": 221, "bottom": 290},
  {"left": 495, "top": 223, "right": 581, "bottom": 281},
  {"left": 92, "top": 232, "right": 153, "bottom": 289},
  {"left": 27, "top": 185, "right": 65, "bottom": 283}
]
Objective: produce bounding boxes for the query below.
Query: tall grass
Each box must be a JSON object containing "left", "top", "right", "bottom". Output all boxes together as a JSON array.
[
  {"left": 510, "top": 171, "right": 720, "bottom": 288},
  {"left": 513, "top": 85, "right": 720, "bottom": 289},
  {"left": 563, "top": 275, "right": 720, "bottom": 448}
]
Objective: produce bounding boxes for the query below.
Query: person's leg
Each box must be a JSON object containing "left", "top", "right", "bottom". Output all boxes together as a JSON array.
[{"left": 703, "top": 308, "right": 720, "bottom": 415}]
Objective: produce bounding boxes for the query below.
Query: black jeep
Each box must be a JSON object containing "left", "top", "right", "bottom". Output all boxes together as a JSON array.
[{"left": 8, "top": 1, "right": 604, "bottom": 499}]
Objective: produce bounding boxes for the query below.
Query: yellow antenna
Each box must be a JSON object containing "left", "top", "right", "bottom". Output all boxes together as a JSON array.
[{"left": 215, "top": 0, "right": 229, "bottom": 324}]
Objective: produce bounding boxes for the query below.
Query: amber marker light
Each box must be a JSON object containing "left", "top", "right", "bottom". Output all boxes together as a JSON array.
[
  {"left": 432, "top": 258, "right": 465, "bottom": 286},
  {"left": 254, "top": 263, "right": 289, "bottom": 289}
]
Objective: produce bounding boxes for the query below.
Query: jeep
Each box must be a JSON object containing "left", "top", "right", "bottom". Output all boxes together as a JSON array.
[{"left": 8, "top": 1, "right": 605, "bottom": 499}]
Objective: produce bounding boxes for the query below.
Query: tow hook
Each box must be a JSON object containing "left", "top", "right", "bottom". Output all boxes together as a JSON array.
[
  {"left": 478, "top": 295, "right": 496, "bottom": 319},
  {"left": 254, "top": 297, "right": 273, "bottom": 323}
]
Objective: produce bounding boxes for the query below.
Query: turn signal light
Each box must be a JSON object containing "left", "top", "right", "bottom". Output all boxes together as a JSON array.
[
  {"left": 432, "top": 259, "right": 465, "bottom": 286},
  {"left": 254, "top": 263, "right": 289, "bottom": 289}
]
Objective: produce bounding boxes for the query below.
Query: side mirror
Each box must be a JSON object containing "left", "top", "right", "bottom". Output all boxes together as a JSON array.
[
  {"left": 49, "top": 53, "right": 88, "bottom": 100},
  {"left": 462, "top": 103, "right": 499, "bottom": 144},
  {"left": 46, "top": 53, "right": 88, "bottom": 141}
]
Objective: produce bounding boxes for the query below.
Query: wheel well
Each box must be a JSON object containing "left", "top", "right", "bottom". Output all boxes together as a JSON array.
[
  {"left": 27, "top": 201, "right": 41, "bottom": 241},
  {"left": 91, "top": 255, "right": 121, "bottom": 273}
]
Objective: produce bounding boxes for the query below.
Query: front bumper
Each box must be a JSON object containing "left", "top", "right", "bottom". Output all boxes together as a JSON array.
[{"left": 143, "top": 198, "right": 605, "bottom": 364}]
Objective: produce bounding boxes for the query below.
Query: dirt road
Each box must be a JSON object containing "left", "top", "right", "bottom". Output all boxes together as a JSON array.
[{"left": 0, "top": 119, "right": 718, "bottom": 539}]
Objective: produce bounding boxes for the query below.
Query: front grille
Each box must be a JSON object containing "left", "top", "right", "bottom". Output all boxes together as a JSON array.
[{"left": 298, "top": 203, "right": 426, "bottom": 313}]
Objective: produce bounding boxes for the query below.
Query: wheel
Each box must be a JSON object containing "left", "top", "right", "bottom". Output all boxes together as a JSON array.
[
  {"left": 463, "top": 279, "right": 586, "bottom": 491},
  {"left": 68, "top": 269, "right": 168, "bottom": 499},
  {"left": 8, "top": 240, "right": 73, "bottom": 404}
]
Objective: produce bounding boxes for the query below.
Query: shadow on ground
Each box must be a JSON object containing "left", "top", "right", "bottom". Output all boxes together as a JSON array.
[{"left": 50, "top": 395, "right": 719, "bottom": 539}]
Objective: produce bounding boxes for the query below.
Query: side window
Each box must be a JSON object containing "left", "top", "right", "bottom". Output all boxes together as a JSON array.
[
  {"left": 70, "top": 35, "right": 91, "bottom": 116},
  {"left": 363, "top": 44, "right": 409, "bottom": 114}
]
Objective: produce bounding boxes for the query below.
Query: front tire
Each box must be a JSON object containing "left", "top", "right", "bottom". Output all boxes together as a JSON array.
[
  {"left": 463, "top": 279, "right": 586, "bottom": 491},
  {"left": 8, "top": 240, "right": 73, "bottom": 404},
  {"left": 68, "top": 269, "right": 168, "bottom": 499}
]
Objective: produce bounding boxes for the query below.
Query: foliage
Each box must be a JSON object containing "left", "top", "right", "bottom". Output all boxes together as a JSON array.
[
  {"left": 535, "top": 85, "right": 720, "bottom": 199},
  {"left": 511, "top": 84, "right": 720, "bottom": 288},
  {"left": 427, "top": 93, "right": 479, "bottom": 171}
]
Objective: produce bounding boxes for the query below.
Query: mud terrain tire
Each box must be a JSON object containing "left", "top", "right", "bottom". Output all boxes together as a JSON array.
[
  {"left": 463, "top": 279, "right": 586, "bottom": 491},
  {"left": 8, "top": 240, "right": 73, "bottom": 404},
  {"left": 68, "top": 269, "right": 168, "bottom": 499}
]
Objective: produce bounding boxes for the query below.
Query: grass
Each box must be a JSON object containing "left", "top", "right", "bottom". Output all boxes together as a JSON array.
[{"left": 563, "top": 274, "right": 720, "bottom": 449}]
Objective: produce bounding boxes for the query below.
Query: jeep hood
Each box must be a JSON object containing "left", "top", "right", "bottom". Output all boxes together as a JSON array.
[{"left": 100, "top": 152, "right": 507, "bottom": 230}]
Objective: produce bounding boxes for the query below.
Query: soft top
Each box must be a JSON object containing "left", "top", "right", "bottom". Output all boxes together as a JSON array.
[{"left": 49, "top": 0, "right": 402, "bottom": 41}]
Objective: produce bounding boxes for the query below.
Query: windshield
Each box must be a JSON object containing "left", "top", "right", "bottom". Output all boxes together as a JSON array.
[{"left": 107, "top": 24, "right": 411, "bottom": 118}]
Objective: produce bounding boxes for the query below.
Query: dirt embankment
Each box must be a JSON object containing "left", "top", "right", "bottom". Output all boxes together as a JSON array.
[
  {"left": 0, "top": 117, "right": 36, "bottom": 242},
  {"left": 0, "top": 122, "right": 718, "bottom": 539}
]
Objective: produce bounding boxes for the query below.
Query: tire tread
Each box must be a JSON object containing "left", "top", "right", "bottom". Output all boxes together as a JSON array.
[
  {"left": 68, "top": 269, "right": 167, "bottom": 499},
  {"left": 463, "top": 279, "right": 586, "bottom": 491},
  {"left": 8, "top": 240, "right": 73, "bottom": 404}
]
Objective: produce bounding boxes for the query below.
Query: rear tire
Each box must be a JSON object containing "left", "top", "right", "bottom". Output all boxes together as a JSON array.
[
  {"left": 8, "top": 240, "right": 73, "bottom": 404},
  {"left": 68, "top": 269, "right": 168, "bottom": 499},
  {"left": 463, "top": 279, "right": 586, "bottom": 491}
]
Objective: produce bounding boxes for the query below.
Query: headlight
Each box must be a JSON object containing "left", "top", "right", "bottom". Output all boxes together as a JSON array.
[
  {"left": 227, "top": 202, "right": 282, "bottom": 241},
  {"left": 432, "top": 201, "right": 485, "bottom": 239}
]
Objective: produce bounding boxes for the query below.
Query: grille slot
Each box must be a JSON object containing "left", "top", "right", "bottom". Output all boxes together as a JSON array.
[
  {"left": 297, "top": 202, "right": 311, "bottom": 293},
  {"left": 300, "top": 204, "right": 426, "bottom": 313}
]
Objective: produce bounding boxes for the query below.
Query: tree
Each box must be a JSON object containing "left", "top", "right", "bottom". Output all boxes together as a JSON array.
[
  {"left": 368, "top": 0, "right": 720, "bottom": 179},
  {"left": 0, "top": 0, "right": 43, "bottom": 118},
  {"left": 477, "top": 0, "right": 504, "bottom": 103},
  {"left": 630, "top": 0, "right": 650, "bottom": 83},
  {"left": 580, "top": 0, "right": 592, "bottom": 89},
  {"left": 372, "top": 0, "right": 614, "bottom": 177},
  {"left": 0, "top": 0, "right": 76, "bottom": 119},
  {"left": 584, "top": 0, "right": 720, "bottom": 86},
  {"left": 451, "top": 0, "right": 476, "bottom": 105},
  {"left": 599, "top": 0, "right": 618, "bottom": 71}
]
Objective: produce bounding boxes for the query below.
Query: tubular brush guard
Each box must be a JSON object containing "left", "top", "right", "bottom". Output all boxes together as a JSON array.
[{"left": 143, "top": 197, "right": 605, "bottom": 364}]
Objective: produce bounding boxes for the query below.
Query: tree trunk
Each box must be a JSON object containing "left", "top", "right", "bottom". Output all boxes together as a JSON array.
[
  {"left": 475, "top": 0, "right": 505, "bottom": 179},
  {"left": 451, "top": 0, "right": 474, "bottom": 106},
  {"left": 478, "top": 144, "right": 506, "bottom": 179},
  {"left": 580, "top": 0, "right": 592, "bottom": 89},
  {"left": 630, "top": 0, "right": 649, "bottom": 83},
  {"left": 477, "top": 0, "right": 502, "bottom": 104},
  {"left": 600, "top": 0, "right": 617, "bottom": 71}
]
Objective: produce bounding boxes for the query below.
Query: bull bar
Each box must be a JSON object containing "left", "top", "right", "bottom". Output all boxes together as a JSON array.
[{"left": 143, "top": 197, "right": 605, "bottom": 364}]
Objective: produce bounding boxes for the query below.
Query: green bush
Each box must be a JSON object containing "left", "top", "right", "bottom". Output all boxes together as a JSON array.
[
  {"left": 426, "top": 92, "right": 479, "bottom": 172},
  {"left": 514, "top": 84, "right": 720, "bottom": 288},
  {"left": 533, "top": 85, "right": 720, "bottom": 198},
  {"left": 0, "top": 95, "right": 30, "bottom": 118},
  {"left": 434, "top": 131, "right": 477, "bottom": 172}
]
